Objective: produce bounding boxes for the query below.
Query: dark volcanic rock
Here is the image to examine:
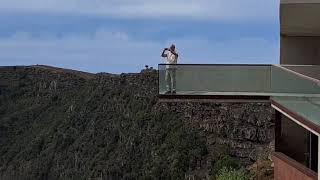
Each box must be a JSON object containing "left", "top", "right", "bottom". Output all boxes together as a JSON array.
[
  {"left": 154, "top": 101, "right": 275, "bottom": 162},
  {"left": 0, "top": 65, "right": 274, "bottom": 180}
]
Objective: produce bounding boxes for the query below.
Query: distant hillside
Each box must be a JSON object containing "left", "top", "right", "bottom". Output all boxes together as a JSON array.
[{"left": 0, "top": 66, "right": 274, "bottom": 180}]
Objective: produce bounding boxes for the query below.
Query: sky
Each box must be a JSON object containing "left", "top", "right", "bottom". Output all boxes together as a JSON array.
[{"left": 0, "top": 0, "right": 280, "bottom": 73}]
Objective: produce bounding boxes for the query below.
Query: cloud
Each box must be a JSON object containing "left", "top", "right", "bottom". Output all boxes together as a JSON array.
[
  {"left": 0, "top": 30, "right": 163, "bottom": 73},
  {"left": 0, "top": 30, "right": 279, "bottom": 73},
  {"left": 173, "top": 37, "right": 279, "bottom": 64},
  {"left": 0, "top": 0, "right": 278, "bottom": 21},
  {"left": 0, "top": 1, "right": 279, "bottom": 73}
]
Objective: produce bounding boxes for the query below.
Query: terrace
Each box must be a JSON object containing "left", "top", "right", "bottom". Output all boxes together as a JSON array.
[{"left": 158, "top": 64, "right": 320, "bottom": 180}]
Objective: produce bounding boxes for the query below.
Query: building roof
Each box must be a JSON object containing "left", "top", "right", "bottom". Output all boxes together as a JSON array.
[{"left": 271, "top": 96, "right": 320, "bottom": 135}]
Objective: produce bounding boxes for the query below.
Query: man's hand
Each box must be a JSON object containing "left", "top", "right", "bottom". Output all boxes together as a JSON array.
[{"left": 161, "top": 48, "right": 168, "bottom": 57}]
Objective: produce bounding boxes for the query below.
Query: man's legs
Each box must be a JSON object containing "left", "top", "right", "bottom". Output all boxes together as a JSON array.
[
  {"left": 165, "top": 69, "right": 172, "bottom": 93},
  {"left": 171, "top": 69, "right": 176, "bottom": 93}
]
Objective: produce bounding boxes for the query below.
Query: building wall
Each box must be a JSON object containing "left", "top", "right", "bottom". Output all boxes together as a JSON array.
[
  {"left": 273, "top": 152, "right": 317, "bottom": 180},
  {"left": 280, "top": 4, "right": 320, "bottom": 36},
  {"left": 280, "top": 3, "right": 320, "bottom": 65},
  {"left": 280, "top": 36, "right": 320, "bottom": 65}
]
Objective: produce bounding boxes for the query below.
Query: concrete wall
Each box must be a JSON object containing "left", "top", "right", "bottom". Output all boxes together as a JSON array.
[
  {"left": 281, "top": 4, "right": 320, "bottom": 36},
  {"left": 281, "top": 36, "right": 320, "bottom": 65},
  {"left": 280, "top": 3, "right": 320, "bottom": 65}
]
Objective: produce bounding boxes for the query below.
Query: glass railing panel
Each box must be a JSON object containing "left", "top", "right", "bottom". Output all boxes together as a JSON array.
[
  {"left": 159, "top": 64, "right": 320, "bottom": 97},
  {"left": 281, "top": 65, "right": 320, "bottom": 81},
  {"left": 158, "top": 64, "right": 168, "bottom": 94},
  {"left": 271, "top": 65, "right": 320, "bottom": 96},
  {"left": 159, "top": 64, "right": 272, "bottom": 95}
]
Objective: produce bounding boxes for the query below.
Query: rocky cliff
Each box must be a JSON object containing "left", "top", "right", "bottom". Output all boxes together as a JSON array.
[{"left": 0, "top": 66, "right": 274, "bottom": 180}]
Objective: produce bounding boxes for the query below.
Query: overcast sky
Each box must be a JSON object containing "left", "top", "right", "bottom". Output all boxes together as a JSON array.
[{"left": 0, "top": 0, "right": 279, "bottom": 73}]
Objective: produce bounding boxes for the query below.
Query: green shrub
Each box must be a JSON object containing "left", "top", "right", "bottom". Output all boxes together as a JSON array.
[
  {"left": 144, "top": 122, "right": 208, "bottom": 179},
  {"left": 216, "top": 167, "right": 250, "bottom": 180},
  {"left": 213, "top": 155, "right": 240, "bottom": 174}
]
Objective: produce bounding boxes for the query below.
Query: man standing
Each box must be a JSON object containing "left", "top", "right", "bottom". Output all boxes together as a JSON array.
[{"left": 161, "top": 44, "right": 179, "bottom": 94}]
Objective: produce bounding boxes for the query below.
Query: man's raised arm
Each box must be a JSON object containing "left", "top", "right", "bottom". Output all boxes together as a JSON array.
[{"left": 161, "top": 48, "right": 168, "bottom": 57}]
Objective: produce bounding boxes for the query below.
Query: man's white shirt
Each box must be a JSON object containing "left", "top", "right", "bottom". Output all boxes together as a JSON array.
[{"left": 164, "top": 50, "right": 178, "bottom": 64}]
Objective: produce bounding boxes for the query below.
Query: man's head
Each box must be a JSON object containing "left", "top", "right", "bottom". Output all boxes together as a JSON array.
[{"left": 170, "top": 44, "right": 176, "bottom": 51}]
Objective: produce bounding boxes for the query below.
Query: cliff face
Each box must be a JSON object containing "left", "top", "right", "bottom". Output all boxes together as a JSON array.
[
  {"left": 155, "top": 101, "right": 274, "bottom": 158},
  {"left": 0, "top": 66, "right": 274, "bottom": 180}
]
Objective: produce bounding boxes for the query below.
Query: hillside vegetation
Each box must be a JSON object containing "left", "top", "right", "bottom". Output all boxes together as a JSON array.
[{"left": 0, "top": 66, "right": 274, "bottom": 180}]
